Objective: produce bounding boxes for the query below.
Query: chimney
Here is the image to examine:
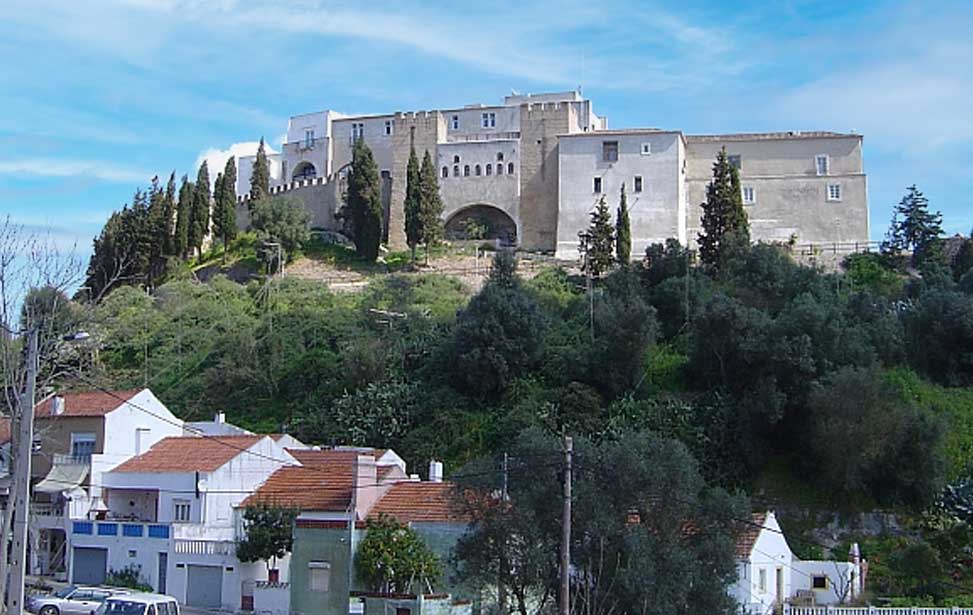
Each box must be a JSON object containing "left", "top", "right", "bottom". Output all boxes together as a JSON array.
[
  {"left": 849, "top": 542, "right": 860, "bottom": 566},
  {"left": 352, "top": 454, "right": 379, "bottom": 519},
  {"left": 51, "top": 396, "right": 65, "bottom": 416},
  {"left": 215, "top": 412, "right": 225, "bottom": 424},
  {"left": 429, "top": 460, "right": 443, "bottom": 483}
]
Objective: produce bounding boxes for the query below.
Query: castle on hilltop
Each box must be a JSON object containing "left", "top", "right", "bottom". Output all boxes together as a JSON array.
[{"left": 234, "top": 91, "right": 869, "bottom": 259}]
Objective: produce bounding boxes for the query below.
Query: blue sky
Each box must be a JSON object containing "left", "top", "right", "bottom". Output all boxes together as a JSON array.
[{"left": 2, "top": 0, "right": 971, "bottom": 260}]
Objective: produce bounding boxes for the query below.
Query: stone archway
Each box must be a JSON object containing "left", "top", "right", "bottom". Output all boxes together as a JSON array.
[
  {"left": 292, "top": 161, "right": 317, "bottom": 181},
  {"left": 445, "top": 204, "right": 518, "bottom": 246}
]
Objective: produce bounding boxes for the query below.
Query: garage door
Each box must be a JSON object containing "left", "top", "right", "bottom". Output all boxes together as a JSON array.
[
  {"left": 186, "top": 565, "right": 223, "bottom": 609},
  {"left": 72, "top": 547, "right": 107, "bottom": 585}
]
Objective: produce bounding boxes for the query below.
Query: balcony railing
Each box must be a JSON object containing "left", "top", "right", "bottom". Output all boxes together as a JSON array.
[
  {"left": 52, "top": 453, "right": 91, "bottom": 466},
  {"left": 174, "top": 539, "right": 236, "bottom": 556},
  {"left": 446, "top": 131, "right": 520, "bottom": 143},
  {"left": 72, "top": 521, "right": 170, "bottom": 539}
]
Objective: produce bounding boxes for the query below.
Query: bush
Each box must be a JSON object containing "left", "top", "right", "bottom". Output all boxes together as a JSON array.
[{"left": 105, "top": 566, "right": 153, "bottom": 592}]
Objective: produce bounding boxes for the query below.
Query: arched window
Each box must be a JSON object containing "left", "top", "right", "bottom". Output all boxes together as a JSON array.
[
  {"left": 475, "top": 165, "right": 481, "bottom": 176},
  {"left": 453, "top": 165, "right": 460, "bottom": 177},
  {"left": 486, "top": 164, "right": 492, "bottom": 176},
  {"left": 497, "top": 163, "right": 504, "bottom": 175},
  {"left": 453, "top": 155, "right": 460, "bottom": 164},
  {"left": 497, "top": 152, "right": 504, "bottom": 161},
  {"left": 292, "top": 161, "right": 317, "bottom": 180},
  {"left": 442, "top": 166, "right": 449, "bottom": 178},
  {"left": 507, "top": 162, "right": 515, "bottom": 175},
  {"left": 464, "top": 165, "right": 470, "bottom": 177}
]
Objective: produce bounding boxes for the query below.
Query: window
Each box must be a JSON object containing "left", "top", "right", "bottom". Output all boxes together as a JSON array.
[
  {"left": 742, "top": 186, "right": 756, "bottom": 205},
  {"left": 758, "top": 568, "right": 767, "bottom": 593},
  {"left": 486, "top": 164, "right": 492, "bottom": 176},
  {"left": 641, "top": 142, "right": 652, "bottom": 156},
  {"left": 451, "top": 115, "right": 459, "bottom": 130},
  {"left": 309, "top": 562, "right": 331, "bottom": 593},
  {"left": 464, "top": 165, "right": 470, "bottom": 177},
  {"left": 593, "top": 177, "right": 602, "bottom": 193},
  {"left": 634, "top": 176, "right": 643, "bottom": 193},
  {"left": 812, "top": 576, "right": 828, "bottom": 590},
  {"left": 351, "top": 123, "right": 365, "bottom": 141},
  {"left": 475, "top": 165, "right": 481, "bottom": 176},
  {"left": 508, "top": 162, "right": 514, "bottom": 175},
  {"left": 453, "top": 165, "right": 459, "bottom": 177},
  {"left": 497, "top": 152, "right": 504, "bottom": 161},
  {"left": 815, "top": 154, "right": 830, "bottom": 176},
  {"left": 602, "top": 141, "right": 619, "bottom": 162},
  {"left": 71, "top": 433, "right": 96, "bottom": 461},
  {"left": 497, "top": 163, "right": 504, "bottom": 175},
  {"left": 384, "top": 120, "right": 394, "bottom": 136},
  {"left": 396, "top": 609, "right": 411, "bottom": 615},
  {"left": 147, "top": 606, "right": 156, "bottom": 615},
  {"left": 728, "top": 154, "right": 742, "bottom": 170},
  {"left": 173, "top": 500, "right": 191, "bottom": 523},
  {"left": 281, "top": 160, "right": 288, "bottom": 180},
  {"left": 827, "top": 183, "right": 842, "bottom": 201},
  {"left": 128, "top": 549, "right": 137, "bottom": 558},
  {"left": 441, "top": 166, "right": 448, "bottom": 178},
  {"left": 304, "top": 129, "right": 315, "bottom": 147},
  {"left": 481, "top": 112, "right": 496, "bottom": 128},
  {"left": 453, "top": 155, "right": 460, "bottom": 164}
]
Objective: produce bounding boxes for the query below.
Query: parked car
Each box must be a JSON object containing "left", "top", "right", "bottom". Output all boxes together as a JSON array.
[
  {"left": 95, "top": 593, "right": 179, "bottom": 615},
  {"left": 27, "top": 586, "right": 128, "bottom": 615}
]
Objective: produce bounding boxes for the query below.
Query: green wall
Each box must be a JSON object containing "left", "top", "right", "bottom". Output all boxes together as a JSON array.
[{"left": 290, "top": 525, "right": 360, "bottom": 615}]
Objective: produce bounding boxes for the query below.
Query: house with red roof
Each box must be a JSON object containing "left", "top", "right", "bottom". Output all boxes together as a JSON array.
[
  {"left": 25, "top": 388, "right": 185, "bottom": 580},
  {"left": 731, "top": 511, "right": 864, "bottom": 613}
]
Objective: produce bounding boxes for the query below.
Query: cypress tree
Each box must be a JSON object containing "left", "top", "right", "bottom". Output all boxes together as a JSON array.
[
  {"left": 146, "top": 175, "right": 168, "bottom": 283},
  {"left": 578, "top": 195, "right": 615, "bottom": 278},
  {"left": 213, "top": 156, "right": 238, "bottom": 262},
  {"left": 189, "top": 160, "right": 211, "bottom": 258},
  {"left": 616, "top": 183, "right": 632, "bottom": 264},
  {"left": 162, "top": 172, "right": 177, "bottom": 256},
  {"left": 882, "top": 184, "right": 944, "bottom": 268},
  {"left": 346, "top": 138, "right": 383, "bottom": 262},
  {"left": 174, "top": 175, "right": 193, "bottom": 259},
  {"left": 697, "top": 147, "right": 749, "bottom": 274},
  {"left": 404, "top": 146, "right": 422, "bottom": 263},
  {"left": 250, "top": 138, "right": 270, "bottom": 203},
  {"left": 418, "top": 150, "right": 444, "bottom": 265}
]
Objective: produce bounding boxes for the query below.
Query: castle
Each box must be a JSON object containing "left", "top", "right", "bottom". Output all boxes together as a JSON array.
[{"left": 234, "top": 91, "right": 869, "bottom": 259}]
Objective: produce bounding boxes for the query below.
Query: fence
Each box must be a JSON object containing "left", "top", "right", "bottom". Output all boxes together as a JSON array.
[{"left": 783, "top": 606, "right": 973, "bottom": 615}]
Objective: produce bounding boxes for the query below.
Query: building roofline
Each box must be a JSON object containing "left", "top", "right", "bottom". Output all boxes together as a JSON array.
[
  {"left": 686, "top": 131, "right": 862, "bottom": 142},
  {"left": 557, "top": 128, "right": 683, "bottom": 138}
]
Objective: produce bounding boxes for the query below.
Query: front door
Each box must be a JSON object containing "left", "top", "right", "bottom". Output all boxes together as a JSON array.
[
  {"left": 776, "top": 567, "right": 784, "bottom": 607},
  {"left": 158, "top": 552, "right": 168, "bottom": 594}
]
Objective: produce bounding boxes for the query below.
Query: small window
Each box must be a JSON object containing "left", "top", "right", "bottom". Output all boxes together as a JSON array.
[
  {"left": 508, "top": 162, "right": 514, "bottom": 175},
  {"left": 464, "top": 165, "right": 470, "bottom": 177},
  {"left": 634, "top": 176, "right": 643, "bottom": 193},
  {"left": 497, "top": 152, "right": 504, "bottom": 161},
  {"left": 304, "top": 129, "right": 315, "bottom": 147},
  {"left": 441, "top": 166, "right": 448, "bottom": 178},
  {"left": 475, "top": 165, "right": 481, "bottom": 176},
  {"left": 812, "top": 576, "right": 828, "bottom": 590},
  {"left": 396, "top": 609, "right": 411, "bottom": 615},
  {"left": 602, "top": 141, "right": 619, "bottom": 162},
  {"left": 640, "top": 143, "right": 652, "bottom": 156},
  {"left": 384, "top": 120, "right": 394, "bottom": 136},
  {"left": 728, "top": 154, "right": 742, "bottom": 170},
  {"left": 758, "top": 569, "right": 767, "bottom": 593},
  {"left": 453, "top": 165, "right": 459, "bottom": 177},
  {"left": 742, "top": 186, "right": 755, "bottom": 205},
  {"left": 497, "top": 163, "right": 504, "bottom": 175},
  {"left": 451, "top": 115, "right": 460, "bottom": 130},
  {"left": 71, "top": 433, "right": 96, "bottom": 461},
  {"left": 453, "top": 155, "right": 460, "bottom": 164},
  {"left": 827, "top": 183, "right": 842, "bottom": 201},
  {"left": 815, "top": 154, "right": 829, "bottom": 176},
  {"left": 481, "top": 112, "right": 496, "bottom": 128},
  {"left": 173, "top": 500, "right": 191, "bottom": 523},
  {"left": 309, "top": 562, "right": 331, "bottom": 593},
  {"left": 351, "top": 123, "right": 364, "bottom": 141},
  {"left": 593, "top": 177, "right": 602, "bottom": 193},
  {"left": 486, "top": 164, "right": 492, "bottom": 176},
  {"left": 128, "top": 549, "right": 137, "bottom": 558}
]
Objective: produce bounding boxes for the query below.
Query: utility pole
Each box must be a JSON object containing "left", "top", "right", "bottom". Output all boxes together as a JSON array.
[
  {"left": 498, "top": 452, "right": 509, "bottom": 615},
  {"left": 560, "top": 436, "right": 572, "bottom": 615},
  {"left": 7, "top": 327, "right": 38, "bottom": 615}
]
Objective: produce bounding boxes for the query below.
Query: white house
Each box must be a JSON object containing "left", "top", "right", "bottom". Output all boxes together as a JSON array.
[
  {"left": 733, "top": 511, "right": 864, "bottom": 613},
  {"left": 69, "top": 433, "right": 303, "bottom": 610}
]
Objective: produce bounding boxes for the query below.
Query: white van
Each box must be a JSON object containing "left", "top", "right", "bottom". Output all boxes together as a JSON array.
[{"left": 94, "top": 594, "right": 179, "bottom": 615}]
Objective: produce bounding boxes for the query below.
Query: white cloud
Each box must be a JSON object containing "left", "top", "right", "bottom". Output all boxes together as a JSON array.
[
  {"left": 195, "top": 141, "right": 278, "bottom": 185},
  {"left": 0, "top": 158, "right": 152, "bottom": 183}
]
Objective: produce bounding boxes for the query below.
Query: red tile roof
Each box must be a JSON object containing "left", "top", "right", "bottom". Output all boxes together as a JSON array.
[
  {"left": 111, "top": 435, "right": 263, "bottom": 473},
  {"left": 35, "top": 390, "right": 141, "bottom": 418},
  {"left": 368, "top": 482, "right": 466, "bottom": 523},
  {"left": 241, "top": 465, "right": 356, "bottom": 511},
  {"left": 736, "top": 512, "right": 768, "bottom": 558}
]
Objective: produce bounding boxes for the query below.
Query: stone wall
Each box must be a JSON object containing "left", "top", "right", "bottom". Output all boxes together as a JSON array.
[
  {"left": 389, "top": 111, "right": 446, "bottom": 249},
  {"left": 236, "top": 178, "right": 340, "bottom": 232},
  {"left": 518, "top": 102, "right": 573, "bottom": 252}
]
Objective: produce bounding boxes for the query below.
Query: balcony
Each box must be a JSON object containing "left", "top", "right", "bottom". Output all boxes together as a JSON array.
[
  {"left": 72, "top": 520, "right": 171, "bottom": 540},
  {"left": 446, "top": 131, "right": 520, "bottom": 143}
]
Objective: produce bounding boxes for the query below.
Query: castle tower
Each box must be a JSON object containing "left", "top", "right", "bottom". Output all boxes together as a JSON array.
[
  {"left": 518, "top": 102, "right": 574, "bottom": 251},
  {"left": 389, "top": 111, "right": 446, "bottom": 250}
]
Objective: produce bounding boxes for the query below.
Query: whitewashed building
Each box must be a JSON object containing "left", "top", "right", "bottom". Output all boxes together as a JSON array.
[{"left": 733, "top": 511, "right": 864, "bottom": 613}]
